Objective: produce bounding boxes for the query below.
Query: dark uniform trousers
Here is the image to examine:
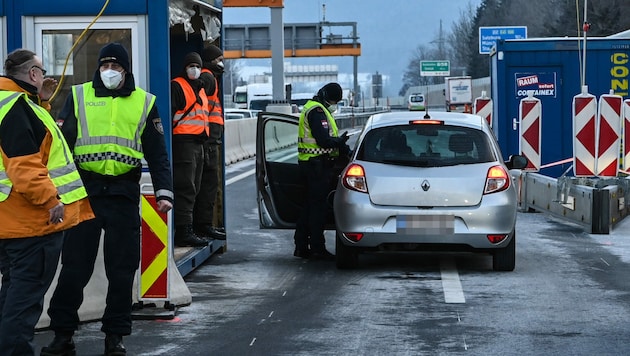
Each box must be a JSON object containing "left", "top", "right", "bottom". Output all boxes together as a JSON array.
[
  {"left": 172, "top": 139, "right": 205, "bottom": 226},
  {"left": 293, "top": 156, "right": 336, "bottom": 252},
  {"left": 193, "top": 141, "right": 220, "bottom": 226},
  {"left": 47, "top": 195, "right": 140, "bottom": 336},
  {"left": 0, "top": 233, "right": 63, "bottom": 355}
]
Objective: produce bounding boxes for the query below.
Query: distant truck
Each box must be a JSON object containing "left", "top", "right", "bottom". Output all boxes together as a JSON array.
[{"left": 445, "top": 76, "right": 473, "bottom": 113}]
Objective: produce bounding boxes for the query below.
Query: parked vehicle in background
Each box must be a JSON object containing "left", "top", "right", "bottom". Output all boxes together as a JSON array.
[
  {"left": 407, "top": 93, "right": 425, "bottom": 111},
  {"left": 224, "top": 108, "right": 260, "bottom": 119},
  {"left": 255, "top": 111, "right": 527, "bottom": 271},
  {"left": 445, "top": 76, "right": 473, "bottom": 113},
  {"left": 233, "top": 83, "right": 273, "bottom": 110}
]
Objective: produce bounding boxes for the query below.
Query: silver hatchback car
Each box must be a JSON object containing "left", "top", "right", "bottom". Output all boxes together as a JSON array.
[
  {"left": 255, "top": 111, "right": 526, "bottom": 271},
  {"left": 334, "top": 111, "right": 526, "bottom": 270}
]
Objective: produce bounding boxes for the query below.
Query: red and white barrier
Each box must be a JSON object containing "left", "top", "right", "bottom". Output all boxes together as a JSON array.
[
  {"left": 623, "top": 99, "right": 630, "bottom": 172},
  {"left": 473, "top": 91, "right": 493, "bottom": 127},
  {"left": 595, "top": 92, "right": 622, "bottom": 176},
  {"left": 572, "top": 86, "right": 598, "bottom": 177},
  {"left": 519, "top": 92, "right": 541, "bottom": 171}
]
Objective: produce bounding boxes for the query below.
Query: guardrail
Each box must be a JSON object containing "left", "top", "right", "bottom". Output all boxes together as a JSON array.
[{"left": 516, "top": 171, "right": 629, "bottom": 234}]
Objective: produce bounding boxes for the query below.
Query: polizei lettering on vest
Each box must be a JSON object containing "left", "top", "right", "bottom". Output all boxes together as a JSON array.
[{"left": 86, "top": 101, "right": 107, "bottom": 106}]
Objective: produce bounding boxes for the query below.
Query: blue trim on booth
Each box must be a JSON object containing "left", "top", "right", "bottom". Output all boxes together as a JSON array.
[{"left": 147, "top": 0, "right": 172, "bottom": 159}]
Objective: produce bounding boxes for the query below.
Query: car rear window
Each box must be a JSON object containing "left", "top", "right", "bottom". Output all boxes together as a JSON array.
[{"left": 356, "top": 124, "right": 496, "bottom": 167}]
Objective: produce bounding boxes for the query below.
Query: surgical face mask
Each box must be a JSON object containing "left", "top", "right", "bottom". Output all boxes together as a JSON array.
[
  {"left": 186, "top": 67, "right": 201, "bottom": 80},
  {"left": 100, "top": 69, "right": 123, "bottom": 89},
  {"left": 327, "top": 103, "right": 338, "bottom": 113},
  {"left": 210, "top": 61, "right": 225, "bottom": 74}
]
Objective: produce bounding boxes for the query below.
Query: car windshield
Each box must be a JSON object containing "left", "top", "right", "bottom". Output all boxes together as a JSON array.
[{"left": 356, "top": 124, "right": 496, "bottom": 167}]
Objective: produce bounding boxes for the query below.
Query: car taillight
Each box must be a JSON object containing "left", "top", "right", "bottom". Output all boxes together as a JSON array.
[
  {"left": 487, "top": 234, "right": 508, "bottom": 244},
  {"left": 484, "top": 165, "right": 510, "bottom": 194},
  {"left": 343, "top": 232, "right": 364, "bottom": 242},
  {"left": 342, "top": 163, "right": 368, "bottom": 193}
]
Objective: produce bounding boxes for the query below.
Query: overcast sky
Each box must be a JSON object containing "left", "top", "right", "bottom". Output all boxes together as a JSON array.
[{"left": 222, "top": 0, "right": 481, "bottom": 96}]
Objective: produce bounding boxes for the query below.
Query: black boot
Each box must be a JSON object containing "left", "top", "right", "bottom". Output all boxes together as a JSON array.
[
  {"left": 40, "top": 331, "right": 76, "bottom": 356},
  {"left": 174, "top": 225, "right": 208, "bottom": 247},
  {"left": 104, "top": 334, "right": 126, "bottom": 356},
  {"left": 194, "top": 224, "right": 227, "bottom": 240}
]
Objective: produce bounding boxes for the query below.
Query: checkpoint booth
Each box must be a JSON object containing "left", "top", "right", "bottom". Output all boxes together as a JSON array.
[{"left": 0, "top": 0, "right": 227, "bottom": 325}]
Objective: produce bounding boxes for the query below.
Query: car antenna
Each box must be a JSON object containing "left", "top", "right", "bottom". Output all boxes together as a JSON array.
[{"left": 423, "top": 98, "right": 430, "bottom": 119}]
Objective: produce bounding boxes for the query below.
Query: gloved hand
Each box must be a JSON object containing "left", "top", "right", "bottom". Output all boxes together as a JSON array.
[
  {"left": 49, "top": 202, "right": 64, "bottom": 224},
  {"left": 339, "top": 131, "right": 349, "bottom": 143},
  {"left": 339, "top": 143, "right": 351, "bottom": 157}
]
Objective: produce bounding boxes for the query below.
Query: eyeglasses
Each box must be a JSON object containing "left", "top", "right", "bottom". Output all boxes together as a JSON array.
[{"left": 31, "top": 65, "right": 47, "bottom": 76}]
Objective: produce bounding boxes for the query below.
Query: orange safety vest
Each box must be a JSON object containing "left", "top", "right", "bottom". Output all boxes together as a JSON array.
[
  {"left": 201, "top": 68, "right": 223, "bottom": 126},
  {"left": 172, "top": 77, "right": 210, "bottom": 136}
]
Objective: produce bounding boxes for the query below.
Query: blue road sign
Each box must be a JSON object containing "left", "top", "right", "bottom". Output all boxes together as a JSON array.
[{"left": 479, "top": 26, "right": 527, "bottom": 54}]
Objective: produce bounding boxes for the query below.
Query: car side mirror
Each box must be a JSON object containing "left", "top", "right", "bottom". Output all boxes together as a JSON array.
[{"left": 506, "top": 155, "right": 528, "bottom": 170}]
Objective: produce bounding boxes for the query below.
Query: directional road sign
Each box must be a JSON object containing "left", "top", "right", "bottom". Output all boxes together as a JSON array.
[
  {"left": 420, "top": 60, "right": 450, "bottom": 76},
  {"left": 479, "top": 26, "right": 527, "bottom": 54}
]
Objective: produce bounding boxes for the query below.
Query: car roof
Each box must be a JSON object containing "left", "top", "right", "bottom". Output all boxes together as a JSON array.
[{"left": 366, "top": 111, "right": 486, "bottom": 131}]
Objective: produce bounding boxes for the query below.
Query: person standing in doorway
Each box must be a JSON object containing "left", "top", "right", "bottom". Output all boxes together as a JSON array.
[
  {"left": 294, "top": 82, "right": 349, "bottom": 260},
  {"left": 0, "top": 48, "right": 93, "bottom": 356},
  {"left": 195, "top": 44, "right": 227, "bottom": 241},
  {"left": 42, "top": 42, "right": 173, "bottom": 356},
  {"left": 171, "top": 52, "right": 212, "bottom": 247}
]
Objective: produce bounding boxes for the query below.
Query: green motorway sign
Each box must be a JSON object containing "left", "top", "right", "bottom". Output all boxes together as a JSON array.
[{"left": 420, "top": 60, "right": 450, "bottom": 76}]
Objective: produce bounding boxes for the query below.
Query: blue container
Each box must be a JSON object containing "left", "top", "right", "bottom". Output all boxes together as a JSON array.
[{"left": 490, "top": 37, "right": 630, "bottom": 177}]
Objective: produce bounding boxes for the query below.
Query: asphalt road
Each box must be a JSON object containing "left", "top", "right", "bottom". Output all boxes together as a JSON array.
[{"left": 34, "top": 158, "right": 630, "bottom": 355}]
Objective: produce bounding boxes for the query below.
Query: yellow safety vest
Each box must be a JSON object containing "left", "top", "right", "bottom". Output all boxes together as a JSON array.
[
  {"left": 297, "top": 100, "right": 340, "bottom": 162},
  {"left": 0, "top": 91, "right": 88, "bottom": 203},
  {"left": 72, "top": 82, "right": 155, "bottom": 175}
]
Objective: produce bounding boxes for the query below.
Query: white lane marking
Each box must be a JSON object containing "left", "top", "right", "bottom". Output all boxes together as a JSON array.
[
  {"left": 226, "top": 169, "right": 254, "bottom": 186},
  {"left": 440, "top": 258, "right": 466, "bottom": 303},
  {"left": 249, "top": 337, "right": 257, "bottom": 346}
]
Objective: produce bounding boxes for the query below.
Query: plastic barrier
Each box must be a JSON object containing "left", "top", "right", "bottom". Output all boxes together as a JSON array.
[
  {"left": 572, "top": 86, "right": 598, "bottom": 177},
  {"left": 519, "top": 92, "right": 541, "bottom": 171},
  {"left": 595, "top": 91, "right": 622, "bottom": 177},
  {"left": 624, "top": 99, "right": 630, "bottom": 172},
  {"left": 473, "top": 91, "right": 493, "bottom": 127}
]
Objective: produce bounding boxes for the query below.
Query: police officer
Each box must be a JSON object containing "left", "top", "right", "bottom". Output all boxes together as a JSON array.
[
  {"left": 42, "top": 42, "right": 173, "bottom": 356},
  {"left": 195, "top": 44, "right": 227, "bottom": 240},
  {"left": 294, "top": 82, "right": 349, "bottom": 260},
  {"left": 0, "top": 48, "right": 93, "bottom": 356}
]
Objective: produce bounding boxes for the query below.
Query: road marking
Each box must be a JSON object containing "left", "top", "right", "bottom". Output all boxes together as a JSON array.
[
  {"left": 226, "top": 169, "right": 254, "bottom": 186},
  {"left": 440, "top": 258, "right": 465, "bottom": 303},
  {"left": 249, "top": 337, "right": 257, "bottom": 346}
]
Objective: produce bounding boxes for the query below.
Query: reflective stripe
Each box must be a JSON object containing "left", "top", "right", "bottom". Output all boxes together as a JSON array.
[{"left": 0, "top": 92, "right": 22, "bottom": 107}]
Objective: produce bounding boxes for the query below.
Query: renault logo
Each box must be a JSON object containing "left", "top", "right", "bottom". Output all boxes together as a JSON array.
[{"left": 421, "top": 179, "right": 430, "bottom": 191}]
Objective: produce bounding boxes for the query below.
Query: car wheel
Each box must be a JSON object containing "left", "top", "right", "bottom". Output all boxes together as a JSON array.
[
  {"left": 492, "top": 230, "right": 515, "bottom": 272},
  {"left": 335, "top": 231, "right": 358, "bottom": 269}
]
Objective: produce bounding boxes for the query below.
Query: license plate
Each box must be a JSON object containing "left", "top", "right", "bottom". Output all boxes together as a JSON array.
[{"left": 396, "top": 215, "right": 454, "bottom": 235}]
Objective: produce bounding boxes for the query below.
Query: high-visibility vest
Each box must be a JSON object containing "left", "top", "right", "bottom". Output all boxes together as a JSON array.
[
  {"left": 72, "top": 82, "right": 154, "bottom": 176},
  {"left": 201, "top": 68, "right": 223, "bottom": 126},
  {"left": 0, "top": 91, "right": 88, "bottom": 203},
  {"left": 297, "top": 100, "right": 340, "bottom": 162},
  {"left": 172, "top": 77, "right": 210, "bottom": 135}
]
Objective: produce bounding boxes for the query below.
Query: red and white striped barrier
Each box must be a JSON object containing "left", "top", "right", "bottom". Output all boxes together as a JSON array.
[
  {"left": 572, "top": 86, "right": 597, "bottom": 177},
  {"left": 623, "top": 99, "right": 630, "bottom": 172},
  {"left": 596, "top": 92, "right": 622, "bottom": 176},
  {"left": 473, "top": 91, "right": 493, "bottom": 127},
  {"left": 519, "top": 92, "right": 541, "bottom": 171}
]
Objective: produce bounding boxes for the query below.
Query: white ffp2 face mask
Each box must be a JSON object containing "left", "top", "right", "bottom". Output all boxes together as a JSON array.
[
  {"left": 100, "top": 69, "right": 123, "bottom": 89},
  {"left": 187, "top": 67, "right": 201, "bottom": 80}
]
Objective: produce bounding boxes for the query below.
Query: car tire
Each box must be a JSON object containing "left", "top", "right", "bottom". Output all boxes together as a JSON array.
[
  {"left": 492, "top": 230, "right": 515, "bottom": 272},
  {"left": 335, "top": 231, "right": 358, "bottom": 269}
]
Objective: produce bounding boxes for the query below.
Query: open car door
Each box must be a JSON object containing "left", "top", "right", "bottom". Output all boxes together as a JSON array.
[{"left": 256, "top": 111, "right": 337, "bottom": 229}]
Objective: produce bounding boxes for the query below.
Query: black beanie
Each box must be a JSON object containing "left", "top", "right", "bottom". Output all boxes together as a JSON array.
[
  {"left": 202, "top": 45, "right": 223, "bottom": 62},
  {"left": 98, "top": 43, "right": 130, "bottom": 72},
  {"left": 183, "top": 52, "right": 202, "bottom": 68},
  {"left": 319, "top": 82, "right": 343, "bottom": 103}
]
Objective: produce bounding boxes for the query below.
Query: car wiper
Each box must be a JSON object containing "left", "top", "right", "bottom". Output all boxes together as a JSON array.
[{"left": 381, "top": 159, "right": 432, "bottom": 167}]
